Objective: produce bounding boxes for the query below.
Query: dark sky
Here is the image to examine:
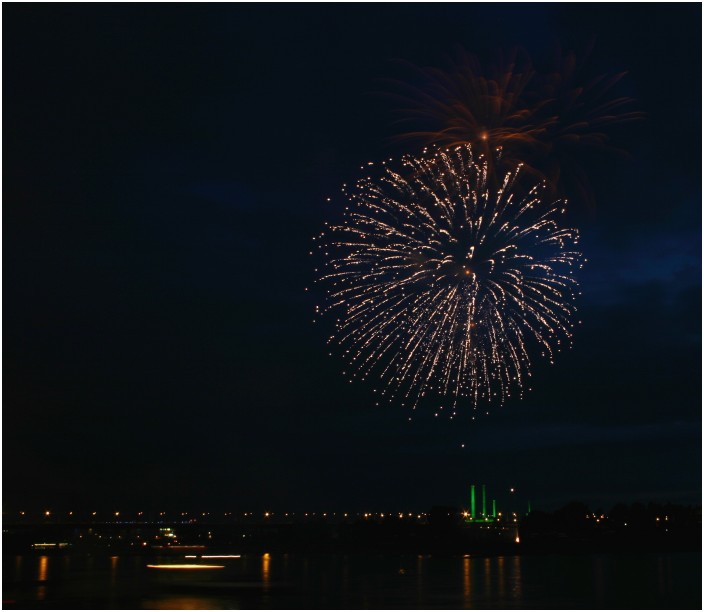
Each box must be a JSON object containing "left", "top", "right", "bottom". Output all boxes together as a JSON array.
[{"left": 5, "top": 4, "right": 701, "bottom": 514}]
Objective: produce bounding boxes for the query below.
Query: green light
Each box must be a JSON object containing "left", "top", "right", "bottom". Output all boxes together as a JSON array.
[{"left": 470, "top": 485, "right": 475, "bottom": 518}]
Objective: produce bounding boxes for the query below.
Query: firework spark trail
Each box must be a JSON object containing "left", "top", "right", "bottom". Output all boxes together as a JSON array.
[
  {"left": 385, "top": 47, "right": 643, "bottom": 206},
  {"left": 316, "top": 145, "right": 584, "bottom": 419}
]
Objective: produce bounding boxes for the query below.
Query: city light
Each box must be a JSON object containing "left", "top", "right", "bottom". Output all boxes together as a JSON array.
[{"left": 146, "top": 565, "right": 224, "bottom": 570}]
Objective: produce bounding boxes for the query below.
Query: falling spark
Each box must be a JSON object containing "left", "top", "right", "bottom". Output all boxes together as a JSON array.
[{"left": 316, "top": 144, "right": 583, "bottom": 417}]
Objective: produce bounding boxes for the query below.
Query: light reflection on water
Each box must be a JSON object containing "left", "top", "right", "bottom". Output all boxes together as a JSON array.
[
  {"left": 142, "top": 596, "right": 222, "bottom": 610},
  {"left": 462, "top": 556, "right": 470, "bottom": 606},
  {"left": 416, "top": 554, "right": 425, "bottom": 604},
  {"left": 36, "top": 555, "right": 48, "bottom": 601},
  {"left": 261, "top": 552, "right": 270, "bottom": 586},
  {"left": 483, "top": 556, "right": 491, "bottom": 600},
  {"left": 110, "top": 555, "right": 118, "bottom": 588},
  {"left": 36, "top": 555, "right": 48, "bottom": 581},
  {"left": 260, "top": 550, "right": 271, "bottom": 604},
  {"left": 497, "top": 554, "right": 505, "bottom": 601},
  {"left": 511, "top": 554, "right": 522, "bottom": 602},
  {"left": 3, "top": 551, "right": 699, "bottom": 609}
]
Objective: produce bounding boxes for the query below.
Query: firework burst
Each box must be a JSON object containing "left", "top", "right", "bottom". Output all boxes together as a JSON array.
[
  {"left": 315, "top": 145, "right": 584, "bottom": 418},
  {"left": 385, "top": 46, "right": 642, "bottom": 206}
]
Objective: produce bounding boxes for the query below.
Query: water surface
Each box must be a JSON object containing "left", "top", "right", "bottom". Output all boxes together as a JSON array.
[{"left": 3, "top": 551, "right": 700, "bottom": 609}]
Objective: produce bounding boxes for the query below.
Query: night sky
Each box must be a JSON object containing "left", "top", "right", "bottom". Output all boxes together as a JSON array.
[{"left": 5, "top": 4, "right": 701, "bottom": 514}]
